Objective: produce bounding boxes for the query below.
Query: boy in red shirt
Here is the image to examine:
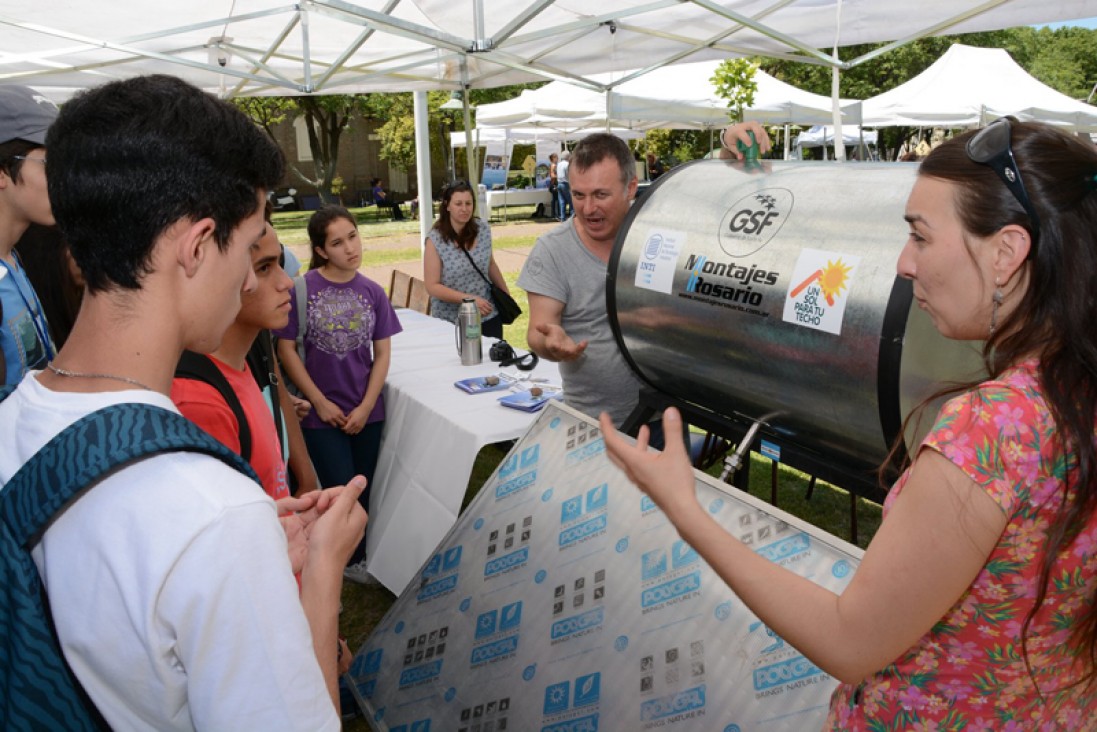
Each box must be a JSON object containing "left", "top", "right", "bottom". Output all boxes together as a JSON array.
[{"left": 172, "top": 218, "right": 310, "bottom": 499}]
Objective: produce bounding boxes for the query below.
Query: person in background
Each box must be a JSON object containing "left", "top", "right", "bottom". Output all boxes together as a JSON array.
[
  {"left": 555, "top": 149, "right": 572, "bottom": 221},
  {"left": 275, "top": 205, "right": 402, "bottom": 584},
  {"left": 0, "top": 84, "right": 58, "bottom": 384},
  {"left": 601, "top": 118, "right": 1097, "bottom": 729},
  {"left": 423, "top": 180, "right": 512, "bottom": 339},
  {"left": 15, "top": 224, "right": 83, "bottom": 348},
  {"left": 282, "top": 244, "right": 302, "bottom": 278},
  {"left": 0, "top": 73, "right": 364, "bottom": 729},
  {"left": 548, "top": 152, "right": 560, "bottom": 219},
  {"left": 371, "top": 176, "right": 404, "bottom": 221},
  {"left": 646, "top": 151, "right": 666, "bottom": 181}
]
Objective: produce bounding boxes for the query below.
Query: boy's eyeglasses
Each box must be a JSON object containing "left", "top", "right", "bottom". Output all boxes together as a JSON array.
[{"left": 965, "top": 117, "right": 1041, "bottom": 250}]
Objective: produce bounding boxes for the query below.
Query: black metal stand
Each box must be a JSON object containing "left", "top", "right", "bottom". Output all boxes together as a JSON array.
[{"left": 621, "top": 387, "right": 889, "bottom": 543}]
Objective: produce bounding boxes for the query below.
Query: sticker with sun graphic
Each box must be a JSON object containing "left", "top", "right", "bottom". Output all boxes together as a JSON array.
[{"left": 782, "top": 249, "right": 861, "bottom": 335}]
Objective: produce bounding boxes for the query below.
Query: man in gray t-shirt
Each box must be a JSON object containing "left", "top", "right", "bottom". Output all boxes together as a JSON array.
[
  {"left": 518, "top": 219, "right": 642, "bottom": 424},
  {"left": 518, "top": 133, "right": 641, "bottom": 425}
]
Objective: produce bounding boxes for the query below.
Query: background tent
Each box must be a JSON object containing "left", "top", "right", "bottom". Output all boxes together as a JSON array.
[
  {"left": 793, "top": 125, "right": 878, "bottom": 159},
  {"left": 477, "top": 62, "right": 860, "bottom": 131},
  {"left": 3, "top": 2, "right": 1097, "bottom": 100},
  {"left": 861, "top": 44, "right": 1097, "bottom": 131}
]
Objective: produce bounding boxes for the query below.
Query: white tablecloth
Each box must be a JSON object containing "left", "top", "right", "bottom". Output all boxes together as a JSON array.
[
  {"left": 365, "top": 309, "right": 561, "bottom": 593},
  {"left": 484, "top": 188, "right": 552, "bottom": 218}
]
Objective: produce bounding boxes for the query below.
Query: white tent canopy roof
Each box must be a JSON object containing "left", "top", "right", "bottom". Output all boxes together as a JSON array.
[
  {"left": 448, "top": 127, "right": 642, "bottom": 147},
  {"left": 794, "top": 125, "right": 877, "bottom": 149},
  {"left": 742, "top": 70, "right": 861, "bottom": 126},
  {"left": 861, "top": 44, "right": 1097, "bottom": 131},
  {"left": 3, "top": 2, "right": 1097, "bottom": 100},
  {"left": 476, "top": 61, "right": 861, "bottom": 131}
]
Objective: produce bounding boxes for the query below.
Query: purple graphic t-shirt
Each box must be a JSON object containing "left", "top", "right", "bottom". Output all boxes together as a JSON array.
[{"left": 274, "top": 270, "right": 402, "bottom": 429}]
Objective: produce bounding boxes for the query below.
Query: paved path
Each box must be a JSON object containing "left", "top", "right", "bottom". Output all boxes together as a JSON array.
[{"left": 286, "top": 219, "right": 558, "bottom": 287}]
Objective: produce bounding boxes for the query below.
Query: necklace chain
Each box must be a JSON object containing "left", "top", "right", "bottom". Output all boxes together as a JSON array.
[{"left": 47, "top": 363, "right": 154, "bottom": 392}]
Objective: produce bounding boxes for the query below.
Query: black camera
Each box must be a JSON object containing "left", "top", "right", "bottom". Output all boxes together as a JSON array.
[
  {"left": 490, "top": 340, "right": 515, "bottom": 362},
  {"left": 489, "top": 339, "right": 539, "bottom": 371}
]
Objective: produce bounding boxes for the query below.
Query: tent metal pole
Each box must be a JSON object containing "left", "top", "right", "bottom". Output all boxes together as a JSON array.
[
  {"left": 459, "top": 58, "right": 481, "bottom": 215},
  {"left": 830, "top": 0, "right": 846, "bottom": 162},
  {"left": 413, "top": 91, "right": 432, "bottom": 250},
  {"left": 783, "top": 123, "right": 790, "bottom": 160}
]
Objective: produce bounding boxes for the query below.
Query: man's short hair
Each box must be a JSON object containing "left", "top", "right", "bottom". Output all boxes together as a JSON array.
[
  {"left": 570, "top": 133, "right": 635, "bottom": 187},
  {"left": 47, "top": 75, "right": 285, "bottom": 293}
]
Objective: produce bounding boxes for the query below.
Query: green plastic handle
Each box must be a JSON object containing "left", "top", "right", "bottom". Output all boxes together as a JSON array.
[{"left": 736, "top": 129, "right": 759, "bottom": 161}]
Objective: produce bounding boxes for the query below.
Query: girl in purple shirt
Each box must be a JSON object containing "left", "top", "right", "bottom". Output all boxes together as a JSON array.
[{"left": 276, "top": 205, "right": 402, "bottom": 582}]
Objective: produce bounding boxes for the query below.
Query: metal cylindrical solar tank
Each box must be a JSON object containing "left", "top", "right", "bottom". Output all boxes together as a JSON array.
[{"left": 608, "top": 160, "right": 985, "bottom": 472}]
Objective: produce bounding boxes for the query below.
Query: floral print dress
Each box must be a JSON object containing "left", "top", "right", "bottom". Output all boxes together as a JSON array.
[{"left": 826, "top": 359, "right": 1097, "bottom": 731}]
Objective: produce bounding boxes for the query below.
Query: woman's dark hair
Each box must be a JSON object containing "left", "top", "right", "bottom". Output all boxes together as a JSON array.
[
  {"left": 906, "top": 121, "right": 1097, "bottom": 691},
  {"left": 14, "top": 224, "right": 83, "bottom": 348},
  {"left": 432, "top": 181, "right": 480, "bottom": 251},
  {"left": 307, "top": 205, "right": 357, "bottom": 270}
]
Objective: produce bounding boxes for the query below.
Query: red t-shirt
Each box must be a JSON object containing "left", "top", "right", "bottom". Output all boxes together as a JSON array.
[{"left": 171, "top": 356, "right": 290, "bottom": 501}]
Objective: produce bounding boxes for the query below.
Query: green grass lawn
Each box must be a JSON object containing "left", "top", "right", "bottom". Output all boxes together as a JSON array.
[{"left": 272, "top": 204, "right": 548, "bottom": 247}]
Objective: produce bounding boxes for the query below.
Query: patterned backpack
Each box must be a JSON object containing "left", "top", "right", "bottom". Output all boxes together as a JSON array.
[{"left": 0, "top": 386, "right": 256, "bottom": 730}]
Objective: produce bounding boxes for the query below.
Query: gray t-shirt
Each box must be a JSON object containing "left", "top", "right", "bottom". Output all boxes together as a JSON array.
[
  {"left": 557, "top": 159, "right": 569, "bottom": 185},
  {"left": 517, "top": 221, "right": 644, "bottom": 424}
]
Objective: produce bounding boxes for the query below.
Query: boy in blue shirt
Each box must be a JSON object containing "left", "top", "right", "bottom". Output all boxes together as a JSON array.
[{"left": 0, "top": 84, "right": 57, "bottom": 384}]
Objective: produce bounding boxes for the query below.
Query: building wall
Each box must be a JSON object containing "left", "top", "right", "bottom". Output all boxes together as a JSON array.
[{"left": 269, "top": 112, "right": 429, "bottom": 206}]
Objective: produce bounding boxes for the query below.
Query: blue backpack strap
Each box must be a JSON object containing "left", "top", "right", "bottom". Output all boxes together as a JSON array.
[
  {"left": 0, "top": 397, "right": 259, "bottom": 730},
  {"left": 4, "top": 401, "right": 259, "bottom": 549}
]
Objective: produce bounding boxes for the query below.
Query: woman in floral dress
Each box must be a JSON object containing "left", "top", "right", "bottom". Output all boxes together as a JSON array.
[{"left": 601, "top": 119, "right": 1097, "bottom": 730}]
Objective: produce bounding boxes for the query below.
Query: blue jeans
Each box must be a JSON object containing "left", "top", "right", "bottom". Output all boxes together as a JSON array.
[
  {"left": 303, "top": 421, "right": 384, "bottom": 563},
  {"left": 556, "top": 182, "right": 572, "bottom": 221}
]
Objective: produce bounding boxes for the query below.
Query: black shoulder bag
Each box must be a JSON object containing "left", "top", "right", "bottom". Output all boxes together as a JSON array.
[{"left": 460, "top": 246, "right": 522, "bottom": 325}]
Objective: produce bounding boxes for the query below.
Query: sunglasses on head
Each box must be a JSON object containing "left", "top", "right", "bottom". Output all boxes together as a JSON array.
[{"left": 965, "top": 116, "right": 1041, "bottom": 251}]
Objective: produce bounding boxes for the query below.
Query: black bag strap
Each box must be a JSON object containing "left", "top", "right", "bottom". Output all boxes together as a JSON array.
[
  {"left": 246, "top": 330, "right": 286, "bottom": 456},
  {"left": 174, "top": 350, "right": 252, "bottom": 463},
  {"left": 460, "top": 245, "right": 492, "bottom": 286}
]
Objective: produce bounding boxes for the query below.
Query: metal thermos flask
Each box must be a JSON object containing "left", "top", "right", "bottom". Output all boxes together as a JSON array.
[{"left": 456, "top": 298, "right": 482, "bottom": 365}]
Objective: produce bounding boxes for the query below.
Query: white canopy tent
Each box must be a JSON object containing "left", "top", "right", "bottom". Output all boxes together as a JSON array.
[
  {"left": 793, "top": 125, "right": 878, "bottom": 159},
  {"left": 476, "top": 62, "right": 862, "bottom": 132},
  {"left": 476, "top": 61, "right": 863, "bottom": 159},
  {"left": 861, "top": 44, "right": 1097, "bottom": 131},
  {"left": 448, "top": 128, "right": 643, "bottom": 148},
  {"left": 4, "top": 2, "right": 1097, "bottom": 100}
]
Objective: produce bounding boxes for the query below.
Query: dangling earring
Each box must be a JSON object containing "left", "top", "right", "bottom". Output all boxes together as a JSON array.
[{"left": 989, "top": 277, "right": 1004, "bottom": 336}]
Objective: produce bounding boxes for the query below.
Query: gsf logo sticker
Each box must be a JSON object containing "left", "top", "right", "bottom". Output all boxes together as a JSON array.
[{"left": 718, "top": 188, "right": 793, "bottom": 258}]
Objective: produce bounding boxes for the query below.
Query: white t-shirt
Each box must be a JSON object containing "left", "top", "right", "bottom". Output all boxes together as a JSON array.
[{"left": 0, "top": 374, "right": 339, "bottom": 732}]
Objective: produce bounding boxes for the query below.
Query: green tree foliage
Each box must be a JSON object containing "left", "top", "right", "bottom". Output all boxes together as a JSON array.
[
  {"left": 710, "top": 58, "right": 759, "bottom": 122},
  {"left": 373, "top": 84, "right": 549, "bottom": 182},
  {"left": 642, "top": 128, "right": 722, "bottom": 169}
]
